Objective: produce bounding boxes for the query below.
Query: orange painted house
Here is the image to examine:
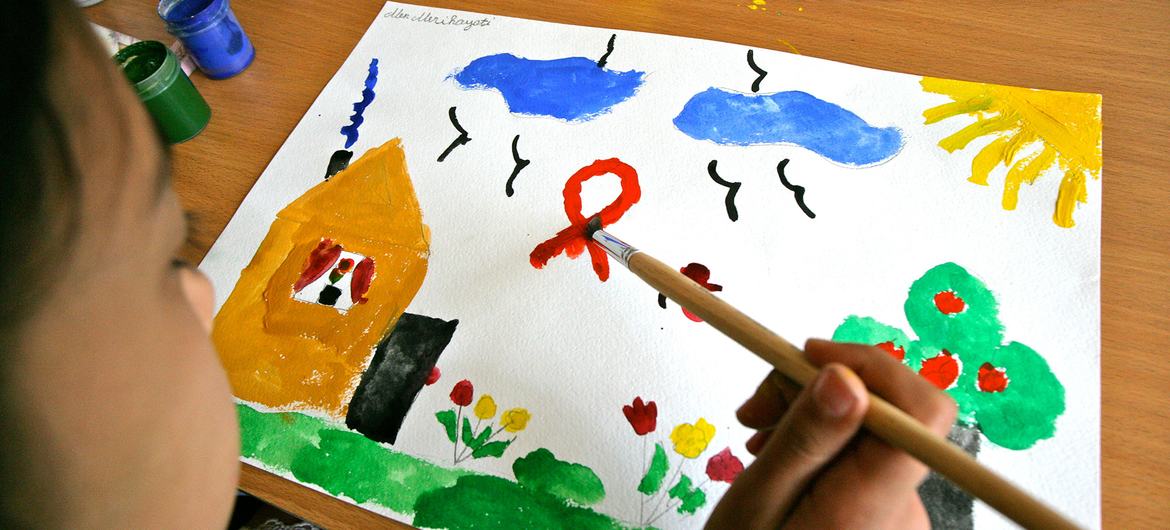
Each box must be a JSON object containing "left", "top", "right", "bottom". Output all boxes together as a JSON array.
[{"left": 212, "top": 139, "right": 431, "bottom": 419}]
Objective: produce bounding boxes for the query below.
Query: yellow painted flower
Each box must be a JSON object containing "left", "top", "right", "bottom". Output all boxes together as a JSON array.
[
  {"left": 474, "top": 394, "right": 497, "bottom": 420},
  {"left": 671, "top": 418, "right": 716, "bottom": 458},
  {"left": 500, "top": 408, "right": 531, "bottom": 433}
]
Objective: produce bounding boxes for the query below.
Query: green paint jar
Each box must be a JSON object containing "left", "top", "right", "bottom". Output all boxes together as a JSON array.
[{"left": 114, "top": 40, "right": 210, "bottom": 144}]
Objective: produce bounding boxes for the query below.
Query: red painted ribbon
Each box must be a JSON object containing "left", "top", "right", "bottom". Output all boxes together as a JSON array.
[{"left": 530, "top": 158, "right": 641, "bottom": 281}]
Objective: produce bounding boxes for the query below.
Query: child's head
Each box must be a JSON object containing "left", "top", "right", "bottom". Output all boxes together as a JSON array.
[{"left": 1, "top": 1, "right": 238, "bottom": 526}]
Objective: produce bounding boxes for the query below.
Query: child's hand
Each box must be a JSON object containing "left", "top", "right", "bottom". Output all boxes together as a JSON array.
[{"left": 707, "top": 339, "right": 957, "bottom": 529}]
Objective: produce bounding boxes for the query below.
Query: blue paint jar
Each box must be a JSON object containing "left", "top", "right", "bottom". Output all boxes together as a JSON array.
[{"left": 158, "top": 0, "right": 254, "bottom": 79}]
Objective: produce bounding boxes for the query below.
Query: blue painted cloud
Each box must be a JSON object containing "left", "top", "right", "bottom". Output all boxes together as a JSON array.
[
  {"left": 452, "top": 53, "right": 645, "bottom": 122},
  {"left": 673, "top": 87, "right": 904, "bottom": 166}
]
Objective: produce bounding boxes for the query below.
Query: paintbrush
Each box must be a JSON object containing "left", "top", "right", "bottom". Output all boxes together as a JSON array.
[{"left": 585, "top": 218, "right": 1080, "bottom": 530}]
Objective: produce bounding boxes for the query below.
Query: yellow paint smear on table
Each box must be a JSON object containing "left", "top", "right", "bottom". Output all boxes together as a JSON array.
[
  {"left": 212, "top": 139, "right": 430, "bottom": 418},
  {"left": 922, "top": 77, "right": 1102, "bottom": 228},
  {"left": 777, "top": 38, "right": 800, "bottom": 54}
]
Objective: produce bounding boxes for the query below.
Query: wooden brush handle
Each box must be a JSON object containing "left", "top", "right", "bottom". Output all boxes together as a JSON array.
[{"left": 627, "top": 251, "right": 1080, "bottom": 530}]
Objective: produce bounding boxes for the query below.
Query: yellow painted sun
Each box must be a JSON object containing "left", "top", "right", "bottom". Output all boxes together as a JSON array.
[{"left": 921, "top": 78, "right": 1102, "bottom": 228}]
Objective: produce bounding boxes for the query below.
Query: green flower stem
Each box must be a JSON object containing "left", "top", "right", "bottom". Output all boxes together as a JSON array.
[
  {"left": 648, "top": 479, "right": 709, "bottom": 524},
  {"left": 648, "top": 455, "right": 683, "bottom": 520},
  {"left": 453, "top": 406, "right": 463, "bottom": 465},
  {"left": 455, "top": 418, "right": 486, "bottom": 462},
  {"left": 646, "top": 502, "right": 675, "bottom": 526},
  {"left": 455, "top": 425, "right": 510, "bottom": 464},
  {"left": 639, "top": 436, "right": 647, "bottom": 525},
  {"left": 647, "top": 496, "right": 684, "bottom": 526}
]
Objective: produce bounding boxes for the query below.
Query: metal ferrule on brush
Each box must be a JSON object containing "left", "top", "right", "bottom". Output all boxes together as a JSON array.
[{"left": 591, "top": 229, "right": 639, "bottom": 267}]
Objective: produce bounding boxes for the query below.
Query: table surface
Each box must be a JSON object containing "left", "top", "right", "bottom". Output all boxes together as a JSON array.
[{"left": 88, "top": 1, "right": 1170, "bottom": 528}]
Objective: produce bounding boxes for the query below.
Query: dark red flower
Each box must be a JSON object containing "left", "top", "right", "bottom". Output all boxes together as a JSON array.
[
  {"left": 294, "top": 239, "right": 342, "bottom": 292},
  {"left": 680, "top": 263, "right": 722, "bottom": 322},
  {"left": 622, "top": 396, "right": 657, "bottom": 435},
  {"left": 337, "top": 258, "right": 356, "bottom": 274},
  {"left": 425, "top": 366, "right": 441, "bottom": 386},
  {"left": 705, "top": 447, "right": 744, "bottom": 483},
  {"left": 450, "top": 379, "right": 473, "bottom": 406},
  {"left": 349, "top": 258, "right": 375, "bottom": 304},
  {"left": 977, "top": 362, "right": 1009, "bottom": 392}
]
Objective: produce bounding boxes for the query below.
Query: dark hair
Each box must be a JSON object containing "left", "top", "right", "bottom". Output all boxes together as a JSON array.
[
  {"left": 1, "top": 2, "right": 78, "bottom": 332},
  {"left": 1, "top": 1, "right": 78, "bottom": 526}
]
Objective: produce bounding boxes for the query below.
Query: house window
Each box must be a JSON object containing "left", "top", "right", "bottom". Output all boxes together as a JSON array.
[{"left": 291, "top": 239, "right": 375, "bottom": 313}]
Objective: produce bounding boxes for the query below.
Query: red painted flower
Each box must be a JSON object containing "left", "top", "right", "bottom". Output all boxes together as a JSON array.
[
  {"left": 977, "top": 362, "right": 1009, "bottom": 392},
  {"left": 337, "top": 258, "right": 356, "bottom": 274},
  {"left": 622, "top": 396, "right": 657, "bottom": 435},
  {"left": 875, "top": 341, "right": 906, "bottom": 361},
  {"left": 450, "top": 379, "right": 473, "bottom": 406},
  {"left": 680, "top": 263, "right": 723, "bottom": 322},
  {"left": 425, "top": 366, "right": 441, "bottom": 386},
  {"left": 919, "top": 350, "right": 960, "bottom": 390},
  {"left": 705, "top": 447, "right": 745, "bottom": 483},
  {"left": 349, "top": 258, "right": 375, "bottom": 304},
  {"left": 294, "top": 239, "right": 342, "bottom": 292},
  {"left": 934, "top": 290, "right": 965, "bottom": 314}
]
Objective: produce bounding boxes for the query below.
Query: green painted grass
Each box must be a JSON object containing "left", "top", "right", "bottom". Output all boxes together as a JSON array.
[
  {"left": 512, "top": 448, "right": 606, "bottom": 506},
  {"left": 414, "top": 475, "right": 629, "bottom": 530},
  {"left": 238, "top": 404, "right": 469, "bottom": 514},
  {"left": 237, "top": 404, "right": 643, "bottom": 529}
]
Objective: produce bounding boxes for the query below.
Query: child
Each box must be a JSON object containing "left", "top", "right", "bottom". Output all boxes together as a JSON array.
[{"left": 0, "top": 1, "right": 954, "bottom": 528}]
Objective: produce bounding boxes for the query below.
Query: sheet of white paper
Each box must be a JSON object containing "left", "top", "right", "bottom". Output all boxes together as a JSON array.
[{"left": 202, "top": 3, "right": 1100, "bottom": 528}]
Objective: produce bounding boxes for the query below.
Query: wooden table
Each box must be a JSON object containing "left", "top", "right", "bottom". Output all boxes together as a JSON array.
[{"left": 87, "top": 1, "right": 1170, "bottom": 528}]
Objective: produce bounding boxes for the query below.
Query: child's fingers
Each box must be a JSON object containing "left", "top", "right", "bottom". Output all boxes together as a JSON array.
[
  {"left": 804, "top": 339, "right": 957, "bottom": 435},
  {"left": 799, "top": 339, "right": 958, "bottom": 516},
  {"left": 707, "top": 364, "right": 868, "bottom": 529},
  {"left": 784, "top": 470, "right": 933, "bottom": 530},
  {"left": 736, "top": 370, "right": 800, "bottom": 429}
]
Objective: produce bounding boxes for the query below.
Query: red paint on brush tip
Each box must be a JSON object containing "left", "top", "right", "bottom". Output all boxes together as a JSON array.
[
  {"left": 425, "top": 366, "right": 441, "bottom": 386},
  {"left": 529, "top": 158, "right": 641, "bottom": 282}
]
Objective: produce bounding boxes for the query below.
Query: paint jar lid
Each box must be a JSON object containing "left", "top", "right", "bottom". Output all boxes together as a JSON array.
[
  {"left": 114, "top": 40, "right": 180, "bottom": 101},
  {"left": 158, "top": 0, "right": 230, "bottom": 37}
]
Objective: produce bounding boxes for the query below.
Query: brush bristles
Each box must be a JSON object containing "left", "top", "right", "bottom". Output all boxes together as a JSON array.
[{"left": 585, "top": 217, "right": 603, "bottom": 238}]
